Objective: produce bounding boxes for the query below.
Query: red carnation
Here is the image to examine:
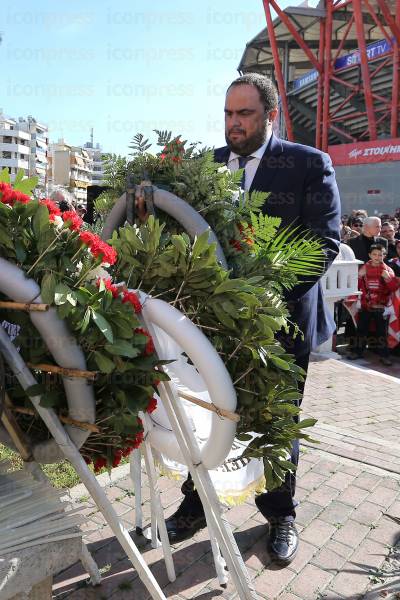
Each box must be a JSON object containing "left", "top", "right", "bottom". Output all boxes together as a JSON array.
[
  {"left": 0, "top": 183, "right": 31, "bottom": 206},
  {"left": 121, "top": 446, "right": 133, "bottom": 457},
  {"left": 229, "top": 239, "right": 242, "bottom": 252},
  {"left": 0, "top": 182, "right": 14, "bottom": 205},
  {"left": 79, "top": 231, "right": 96, "bottom": 246},
  {"left": 93, "top": 456, "right": 107, "bottom": 472},
  {"left": 134, "top": 327, "right": 155, "bottom": 356},
  {"left": 112, "top": 450, "right": 122, "bottom": 468},
  {"left": 146, "top": 397, "right": 157, "bottom": 413},
  {"left": 97, "top": 277, "right": 119, "bottom": 298},
  {"left": 40, "top": 198, "right": 61, "bottom": 221},
  {"left": 132, "top": 430, "right": 144, "bottom": 449},
  {"left": 13, "top": 190, "right": 31, "bottom": 204},
  {"left": 122, "top": 290, "right": 142, "bottom": 313},
  {"left": 62, "top": 210, "right": 83, "bottom": 232},
  {"left": 78, "top": 231, "right": 117, "bottom": 265}
]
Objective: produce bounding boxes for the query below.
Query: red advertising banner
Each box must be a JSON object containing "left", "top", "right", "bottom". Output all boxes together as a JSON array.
[{"left": 328, "top": 138, "right": 400, "bottom": 166}]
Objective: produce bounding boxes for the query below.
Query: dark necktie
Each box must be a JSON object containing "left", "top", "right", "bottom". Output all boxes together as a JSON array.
[{"left": 238, "top": 155, "right": 252, "bottom": 190}]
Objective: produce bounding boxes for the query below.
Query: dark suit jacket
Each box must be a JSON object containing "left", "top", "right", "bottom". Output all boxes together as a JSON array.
[
  {"left": 214, "top": 134, "right": 341, "bottom": 358},
  {"left": 347, "top": 235, "right": 388, "bottom": 263}
]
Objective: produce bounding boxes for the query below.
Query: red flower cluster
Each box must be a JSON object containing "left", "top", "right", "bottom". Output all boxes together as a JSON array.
[
  {"left": 78, "top": 231, "right": 118, "bottom": 265},
  {"left": 122, "top": 290, "right": 142, "bottom": 313},
  {"left": 62, "top": 210, "right": 83, "bottom": 232},
  {"left": 238, "top": 223, "right": 255, "bottom": 246},
  {"left": 134, "top": 327, "right": 155, "bottom": 356},
  {"left": 0, "top": 182, "right": 31, "bottom": 206},
  {"left": 93, "top": 456, "right": 107, "bottom": 472},
  {"left": 229, "top": 239, "right": 242, "bottom": 252},
  {"left": 146, "top": 397, "right": 157, "bottom": 413},
  {"left": 160, "top": 137, "right": 184, "bottom": 164},
  {"left": 96, "top": 277, "right": 119, "bottom": 298},
  {"left": 39, "top": 198, "right": 61, "bottom": 221}
]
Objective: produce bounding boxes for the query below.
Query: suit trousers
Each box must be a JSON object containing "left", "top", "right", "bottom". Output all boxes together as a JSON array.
[{"left": 180, "top": 352, "right": 311, "bottom": 520}]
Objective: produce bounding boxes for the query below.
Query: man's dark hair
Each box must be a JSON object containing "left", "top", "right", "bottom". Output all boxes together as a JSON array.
[
  {"left": 228, "top": 73, "right": 278, "bottom": 113},
  {"left": 369, "top": 243, "right": 386, "bottom": 253}
]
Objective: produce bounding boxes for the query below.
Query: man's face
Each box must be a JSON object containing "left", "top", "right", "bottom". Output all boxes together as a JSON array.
[
  {"left": 224, "top": 84, "right": 277, "bottom": 155},
  {"left": 381, "top": 224, "right": 395, "bottom": 241},
  {"left": 369, "top": 249, "right": 384, "bottom": 265},
  {"left": 363, "top": 219, "right": 381, "bottom": 237}
]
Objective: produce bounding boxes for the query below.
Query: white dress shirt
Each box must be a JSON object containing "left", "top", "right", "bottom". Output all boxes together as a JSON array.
[{"left": 227, "top": 135, "right": 271, "bottom": 191}]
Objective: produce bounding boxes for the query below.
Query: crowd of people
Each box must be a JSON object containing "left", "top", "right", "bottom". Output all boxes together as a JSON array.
[{"left": 339, "top": 209, "right": 400, "bottom": 366}]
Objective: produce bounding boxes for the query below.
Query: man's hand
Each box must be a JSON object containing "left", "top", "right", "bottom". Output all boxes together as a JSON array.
[
  {"left": 358, "top": 266, "right": 366, "bottom": 277},
  {"left": 381, "top": 269, "right": 390, "bottom": 281},
  {"left": 135, "top": 186, "right": 149, "bottom": 223}
]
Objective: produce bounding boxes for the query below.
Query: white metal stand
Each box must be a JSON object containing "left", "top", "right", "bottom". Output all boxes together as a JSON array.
[{"left": 133, "top": 318, "right": 258, "bottom": 600}]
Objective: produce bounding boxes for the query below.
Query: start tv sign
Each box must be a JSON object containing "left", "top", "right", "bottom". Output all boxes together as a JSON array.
[{"left": 328, "top": 138, "right": 400, "bottom": 166}]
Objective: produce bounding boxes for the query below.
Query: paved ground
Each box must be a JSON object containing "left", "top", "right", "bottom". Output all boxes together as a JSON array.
[{"left": 53, "top": 354, "right": 400, "bottom": 600}]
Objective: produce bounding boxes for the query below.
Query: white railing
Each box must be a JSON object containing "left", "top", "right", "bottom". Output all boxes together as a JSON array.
[{"left": 317, "top": 243, "right": 363, "bottom": 354}]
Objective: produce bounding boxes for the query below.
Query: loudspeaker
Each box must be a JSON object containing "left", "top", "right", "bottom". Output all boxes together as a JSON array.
[{"left": 85, "top": 185, "right": 109, "bottom": 224}]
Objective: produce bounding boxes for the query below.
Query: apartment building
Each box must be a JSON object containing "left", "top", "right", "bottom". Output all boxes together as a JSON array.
[
  {"left": 49, "top": 139, "right": 91, "bottom": 203},
  {"left": 84, "top": 142, "right": 107, "bottom": 186},
  {"left": 0, "top": 112, "right": 32, "bottom": 181},
  {"left": 0, "top": 112, "right": 49, "bottom": 191},
  {"left": 19, "top": 117, "right": 49, "bottom": 190}
]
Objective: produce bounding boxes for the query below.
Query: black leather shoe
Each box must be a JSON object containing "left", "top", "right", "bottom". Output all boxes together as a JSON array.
[
  {"left": 165, "top": 496, "right": 206, "bottom": 543},
  {"left": 267, "top": 517, "right": 299, "bottom": 564}
]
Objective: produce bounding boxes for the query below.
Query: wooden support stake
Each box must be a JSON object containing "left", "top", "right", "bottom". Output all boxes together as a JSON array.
[
  {"left": 11, "top": 406, "right": 100, "bottom": 433},
  {"left": 0, "top": 301, "right": 49, "bottom": 312},
  {"left": 27, "top": 362, "right": 98, "bottom": 381},
  {"left": 178, "top": 391, "right": 240, "bottom": 423},
  {"left": 1, "top": 394, "right": 33, "bottom": 461}
]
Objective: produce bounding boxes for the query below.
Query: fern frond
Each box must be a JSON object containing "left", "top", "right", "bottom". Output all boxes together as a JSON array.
[
  {"left": 129, "top": 133, "right": 152, "bottom": 156},
  {"left": 154, "top": 129, "right": 172, "bottom": 146}
]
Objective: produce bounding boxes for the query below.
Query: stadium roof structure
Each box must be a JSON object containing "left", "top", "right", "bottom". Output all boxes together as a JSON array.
[{"left": 238, "top": 1, "right": 400, "bottom": 151}]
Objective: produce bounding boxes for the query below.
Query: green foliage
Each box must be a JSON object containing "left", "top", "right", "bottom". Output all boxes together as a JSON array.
[{"left": 109, "top": 218, "right": 318, "bottom": 489}]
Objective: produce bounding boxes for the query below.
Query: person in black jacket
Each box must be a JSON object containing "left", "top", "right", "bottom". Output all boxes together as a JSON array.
[
  {"left": 163, "top": 73, "right": 341, "bottom": 565},
  {"left": 347, "top": 217, "right": 388, "bottom": 262}
]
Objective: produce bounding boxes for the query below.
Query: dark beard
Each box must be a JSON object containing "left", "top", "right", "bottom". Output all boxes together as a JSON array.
[{"left": 225, "top": 125, "right": 267, "bottom": 155}]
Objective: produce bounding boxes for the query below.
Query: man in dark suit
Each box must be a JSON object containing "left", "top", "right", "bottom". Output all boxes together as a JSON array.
[
  {"left": 164, "top": 73, "right": 341, "bottom": 564},
  {"left": 348, "top": 217, "right": 388, "bottom": 262}
]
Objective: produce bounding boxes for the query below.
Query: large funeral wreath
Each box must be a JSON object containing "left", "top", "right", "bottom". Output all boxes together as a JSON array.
[{"left": 0, "top": 131, "right": 322, "bottom": 488}]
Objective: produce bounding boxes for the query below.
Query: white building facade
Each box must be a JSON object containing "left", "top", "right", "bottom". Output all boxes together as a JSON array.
[{"left": 0, "top": 112, "right": 49, "bottom": 192}]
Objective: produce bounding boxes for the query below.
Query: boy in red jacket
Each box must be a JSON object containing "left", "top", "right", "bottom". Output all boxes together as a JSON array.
[{"left": 351, "top": 244, "right": 399, "bottom": 365}]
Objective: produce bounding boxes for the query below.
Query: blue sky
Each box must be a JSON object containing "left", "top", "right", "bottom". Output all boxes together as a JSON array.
[{"left": 0, "top": 0, "right": 296, "bottom": 155}]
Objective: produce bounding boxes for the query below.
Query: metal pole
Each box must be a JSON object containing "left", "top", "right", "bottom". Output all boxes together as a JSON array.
[
  {"left": 262, "top": 0, "right": 294, "bottom": 140},
  {"left": 316, "top": 18, "right": 325, "bottom": 148},
  {"left": 322, "top": 0, "right": 333, "bottom": 151},
  {"left": 391, "top": 0, "right": 400, "bottom": 137},
  {"left": 353, "top": 0, "right": 377, "bottom": 139}
]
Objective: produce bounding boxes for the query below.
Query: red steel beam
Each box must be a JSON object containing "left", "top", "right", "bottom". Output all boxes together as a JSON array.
[
  {"left": 333, "top": 0, "right": 353, "bottom": 10},
  {"left": 370, "top": 56, "right": 393, "bottom": 79},
  {"left": 332, "top": 14, "right": 355, "bottom": 64},
  {"left": 330, "top": 91, "right": 358, "bottom": 118},
  {"left": 364, "top": 0, "right": 393, "bottom": 44},
  {"left": 268, "top": 0, "right": 322, "bottom": 72},
  {"left": 262, "top": 0, "right": 294, "bottom": 140},
  {"left": 330, "top": 74, "right": 391, "bottom": 105},
  {"left": 376, "top": 0, "right": 400, "bottom": 45},
  {"left": 330, "top": 124, "right": 356, "bottom": 141},
  {"left": 359, "top": 110, "right": 390, "bottom": 139},
  {"left": 353, "top": 0, "right": 377, "bottom": 138},
  {"left": 391, "top": 0, "right": 400, "bottom": 136},
  {"left": 316, "top": 19, "right": 325, "bottom": 148},
  {"left": 322, "top": 0, "right": 334, "bottom": 150}
]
